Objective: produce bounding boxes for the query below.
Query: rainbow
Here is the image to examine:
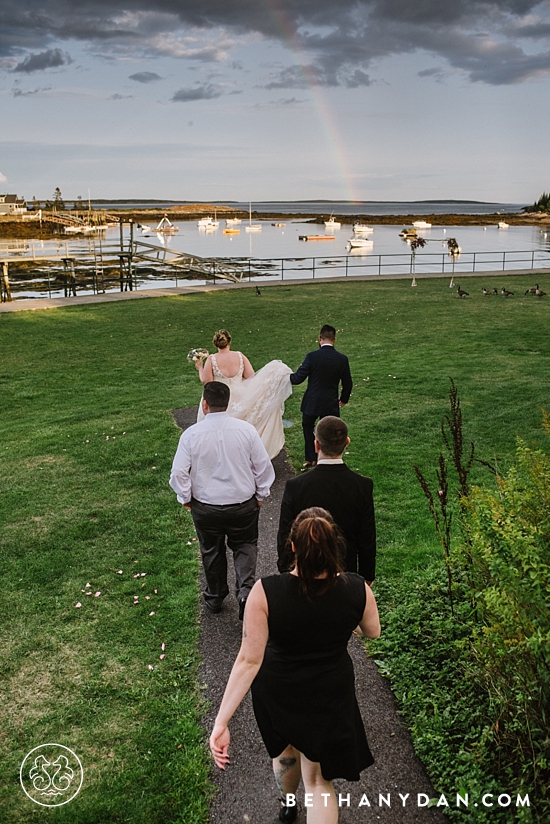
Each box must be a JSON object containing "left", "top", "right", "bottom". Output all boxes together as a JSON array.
[{"left": 260, "top": 0, "right": 362, "bottom": 202}]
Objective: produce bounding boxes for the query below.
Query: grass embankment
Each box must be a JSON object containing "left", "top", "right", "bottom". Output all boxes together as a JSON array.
[{"left": 1, "top": 276, "right": 548, "bottom": 821}]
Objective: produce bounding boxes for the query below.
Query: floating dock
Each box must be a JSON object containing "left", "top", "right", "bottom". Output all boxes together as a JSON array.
[{"left": 299, "top": 235, "right": 335, "bottom": 241}]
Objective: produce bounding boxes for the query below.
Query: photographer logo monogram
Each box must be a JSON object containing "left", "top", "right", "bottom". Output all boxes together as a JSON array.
[{"left": 20, "top": 744, "right": 84, "bottom": 807}]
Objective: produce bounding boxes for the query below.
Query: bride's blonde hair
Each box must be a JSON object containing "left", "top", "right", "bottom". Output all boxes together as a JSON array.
[{"left": 213, "top": 329, "right": 231, "bottom": 349}]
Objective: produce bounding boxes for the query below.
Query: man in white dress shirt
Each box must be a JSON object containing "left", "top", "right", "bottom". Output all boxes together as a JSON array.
[{"left": 170, "top": 381, "right": 275, "bottom": 620}]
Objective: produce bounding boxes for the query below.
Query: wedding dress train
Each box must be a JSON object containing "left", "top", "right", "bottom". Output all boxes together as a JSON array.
[{"left": 197, "top": 353, "right": 292, "bottom": 459}]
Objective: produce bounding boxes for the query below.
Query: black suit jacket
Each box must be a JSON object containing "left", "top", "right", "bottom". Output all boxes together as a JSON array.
[
  {"left": 277, "top": 463, "right": 376, "bottom": 580},
  {"left": 290, "top": 345, "right": 352, "bottom": 417}
]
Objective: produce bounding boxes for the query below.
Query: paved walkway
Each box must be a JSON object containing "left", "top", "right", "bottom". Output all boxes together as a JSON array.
[
  {"left": 2, "top": 267, "right": 548, "bottom": 312},
  {"left": 172, "top": 407, "right": 446, "bottom": 824}
]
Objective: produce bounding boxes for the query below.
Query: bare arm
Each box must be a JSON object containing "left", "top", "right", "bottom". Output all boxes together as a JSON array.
[
  {"left": 356, "top": 582, "right": 381, "bottom": 639},
  {"left": 210, "top": 581, "right": 269, "bottom": 768},
  {"left": 196, "top": 354, "right": 213, "bottom": 384},
  {"left": 242, "top": 354, "right": 255, "bottom": 380}
]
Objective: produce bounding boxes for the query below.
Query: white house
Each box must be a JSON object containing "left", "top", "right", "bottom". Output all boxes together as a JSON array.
[{"left": 0, "top": 194, "right": 27, "bottom": 215}]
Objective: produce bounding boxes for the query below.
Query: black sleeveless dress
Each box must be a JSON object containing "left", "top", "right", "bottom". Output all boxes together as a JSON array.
[{"left": 250, "top": 572, "right": 374, "bottom": 781}]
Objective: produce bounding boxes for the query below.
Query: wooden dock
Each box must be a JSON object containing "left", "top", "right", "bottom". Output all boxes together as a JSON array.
[{"left": 298, "top": 235, "right": 335, "bottom": 241}]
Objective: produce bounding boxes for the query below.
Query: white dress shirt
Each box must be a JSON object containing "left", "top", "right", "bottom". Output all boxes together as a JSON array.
[{"left": 169, "top": 411, "right": 275, "bottom": 505}]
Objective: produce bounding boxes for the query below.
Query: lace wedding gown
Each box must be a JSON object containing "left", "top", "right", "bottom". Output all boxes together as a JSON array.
[{"left": 197, "top": 353, "right": 293, "bottom": 459}]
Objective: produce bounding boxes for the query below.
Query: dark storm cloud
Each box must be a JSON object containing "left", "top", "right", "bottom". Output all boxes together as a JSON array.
[
  {"left": 171, "top": 83, "right": 222, "bottom": 101},
  {"left": 2, "top": 0, "right": 550, "bottom": 86},
  {"left": 12, "top": 48, "right": 70, "bottom": 73},
  {"left": 129, "top": 71, "right": 162, "bottom": 83}
]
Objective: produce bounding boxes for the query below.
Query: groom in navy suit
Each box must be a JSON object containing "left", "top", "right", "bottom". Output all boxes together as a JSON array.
[{"left": 290, "top": 324, "right": 353, "bottom": 467}]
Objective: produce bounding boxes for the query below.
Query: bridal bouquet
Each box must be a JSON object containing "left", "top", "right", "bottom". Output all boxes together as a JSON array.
[{"left": 187, "top": 348, "right": 209, "bottom": 363}]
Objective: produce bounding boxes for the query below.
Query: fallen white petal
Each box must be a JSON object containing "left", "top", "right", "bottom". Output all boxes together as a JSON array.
[
  {"left": 75, "top": 602, "right": 82, "bottom": 608},
  {"left": 149, "top": 611, "right": 155, "bottom": 616}
]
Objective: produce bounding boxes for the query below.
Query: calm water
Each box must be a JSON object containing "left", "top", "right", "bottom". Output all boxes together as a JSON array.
[
  {"left": 93, "top": 200, "right": 527, "bottom": 216},
  {"left": 128, "top": 220, "right": 548, "bottom": 262},
  {"left": 7, "top": 220, "right": 550, "bottom": 298}
]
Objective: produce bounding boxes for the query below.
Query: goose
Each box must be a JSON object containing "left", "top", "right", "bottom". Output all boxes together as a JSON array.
[
  {"left": 535, "top": 287, "right": 546, "bottom": 297},
  {"left": 501, "top": 287, "right": 514, "bottom": 297},
  {"left": 524, "top": 284, "right": 539, "bottom": 295},
  {"left": 482, "top": 288, "right": 492, "bottom": 296},
  {"left": 255, "top": 285, "right": 262, "bottom": 296},
  {"left": 457, "top": 285, "right": 469, "bottom": 298},
  {"left": 492, "top": 288, "right": 498, "bottom": 295}
]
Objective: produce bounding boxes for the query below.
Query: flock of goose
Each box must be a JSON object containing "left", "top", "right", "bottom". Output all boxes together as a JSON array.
[{"left": 455, "top": 283, "right": 546, "bottom": 298}]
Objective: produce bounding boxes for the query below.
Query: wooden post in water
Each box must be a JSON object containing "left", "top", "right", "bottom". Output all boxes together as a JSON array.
[{"left": 1, "top": 261, "right": 12, "bottom": 302}]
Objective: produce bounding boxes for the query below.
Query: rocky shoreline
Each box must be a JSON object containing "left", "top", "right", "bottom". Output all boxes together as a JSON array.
[{"left": 1, "top": 207, "right": 549, "bottom": 241}]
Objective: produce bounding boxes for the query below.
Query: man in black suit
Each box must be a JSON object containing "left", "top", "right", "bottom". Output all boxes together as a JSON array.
[
  {"left": 290, "top": 324, "right": 352, "bottom": 467},
  {"left": 277, "top": 416, "right": 376, "bottom": 583}
]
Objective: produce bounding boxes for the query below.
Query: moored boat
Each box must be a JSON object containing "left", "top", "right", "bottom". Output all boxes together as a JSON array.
[
  {"left": 353, "top": 222, "right": 373, "bottom": 234},
  {"left": 325, "top": 216, "right": 341, "bottom": 230},
  {"left": 225, "top": 217, "right": 242, "bottom": 226},
  {"left": 498, "top": 221, "right": 509, "bottom": 229},
  {"left": 347, "top": 237, "right": 374, "bottom": 249},
  {"left": 198, "top": 216, "right": 219, "bottom": 229},
  {"left": 412, "top": 220, "right": 432, "bottom": 229}
]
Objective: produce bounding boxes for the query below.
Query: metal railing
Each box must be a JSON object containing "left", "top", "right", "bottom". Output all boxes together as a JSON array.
[{"left": 3, "top": 245, "right": 550, "bottom": 300}]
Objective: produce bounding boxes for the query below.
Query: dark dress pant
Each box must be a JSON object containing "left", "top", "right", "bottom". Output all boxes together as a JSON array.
[
  {"left": 302, "top": 409, "right": 340, "bottom": 463},
  {"left": 191, "top": 496, "right": 260, "bottom": 607}
]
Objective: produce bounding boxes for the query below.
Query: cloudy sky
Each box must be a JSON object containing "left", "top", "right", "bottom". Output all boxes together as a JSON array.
[{"left": 1, "top": 0, "right": 550, "bottom": 202}]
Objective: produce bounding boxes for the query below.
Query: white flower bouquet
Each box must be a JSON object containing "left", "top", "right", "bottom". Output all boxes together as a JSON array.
[{"left": 187, "top": 347, "right": 209, "bottom": 363}]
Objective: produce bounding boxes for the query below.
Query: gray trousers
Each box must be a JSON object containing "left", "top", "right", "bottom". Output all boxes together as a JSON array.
[{"left": 191, "top": 496, "right": 260, "bottom": 607}]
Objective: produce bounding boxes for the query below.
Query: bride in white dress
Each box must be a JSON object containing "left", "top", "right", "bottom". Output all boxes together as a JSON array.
[{"left": 194, "top": 329, "right": 292, "bottom": 459}]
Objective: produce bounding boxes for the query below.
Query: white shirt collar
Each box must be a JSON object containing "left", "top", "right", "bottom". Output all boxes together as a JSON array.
[{"left": 316, "top": 458, "right": 344, "bottom": 465}]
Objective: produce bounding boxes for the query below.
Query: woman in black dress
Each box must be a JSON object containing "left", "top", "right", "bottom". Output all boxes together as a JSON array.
[{"left": 210, "top": 508, "right": 380, "bottom": 823}]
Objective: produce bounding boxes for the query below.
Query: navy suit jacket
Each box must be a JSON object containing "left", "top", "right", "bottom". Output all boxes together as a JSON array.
[
  {"left": 277, "top": 463, "right": 376, "bottom": 581},
  {"left": 290, "top": 345, "right": 352, "bottom": 417}
]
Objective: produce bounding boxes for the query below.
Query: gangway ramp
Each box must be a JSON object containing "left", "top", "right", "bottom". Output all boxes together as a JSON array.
[{"left": 130, "top": 239, "right": 250, "bottom": 283}]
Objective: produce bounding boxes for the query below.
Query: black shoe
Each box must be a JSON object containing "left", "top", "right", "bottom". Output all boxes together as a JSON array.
[
  {"left": 279, "top": 799, "right": 298, "bottom": 823},
  {"left": 238, "top": 597, "right": 247, "bottom": 621},
  {"left": 204, "top": 598, "right": 222, "bottom": 614}
]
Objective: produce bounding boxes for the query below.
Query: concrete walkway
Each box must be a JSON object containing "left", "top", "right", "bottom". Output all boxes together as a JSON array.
[
  {"left": 172, "top": 407, "right": 446, "bottom": 824},
  {"left": 2, "top": 267, "right": 548, "bottom": 312}
]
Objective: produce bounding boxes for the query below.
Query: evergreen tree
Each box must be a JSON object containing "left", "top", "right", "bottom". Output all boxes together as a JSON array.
[{"left": 53, "top": 187, "right": 65, "bottom": 209}]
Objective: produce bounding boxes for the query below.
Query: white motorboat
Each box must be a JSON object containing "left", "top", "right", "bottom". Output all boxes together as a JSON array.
[
  {"left": 412, "top": 220, "right": 432, "bottom": 229},
  {"left": 347, "top": 237, "right": 373, "bottom": 249},
  {"left": 198, "top": 216, "right": 219, "bottom": 229},
  {"left": 225, "top": 217, "right": 242, "bottom": 226},
  {"left": 245, "top": 202, "right": 262, "bottom": 232},
  {"left": 325, "top": 216, "right": 341, "bottom": 230},
  {"left": 64, "top": 225, "right": 83, "bottom": 234},
  {"left": 353, "top": 222, "right": 373, "bottom": 234},
  {"left": 498, "top": 221, "right": 509, "bottom": 229}
]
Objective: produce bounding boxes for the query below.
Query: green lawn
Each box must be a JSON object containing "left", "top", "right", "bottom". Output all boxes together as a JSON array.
[{"left": 1, "top": 275, "right": 548, "bottom": 821}]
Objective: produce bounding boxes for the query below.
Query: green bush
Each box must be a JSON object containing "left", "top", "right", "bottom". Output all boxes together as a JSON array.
[{"left": 457, "top": 427, "right": 550, "bottom": 814}]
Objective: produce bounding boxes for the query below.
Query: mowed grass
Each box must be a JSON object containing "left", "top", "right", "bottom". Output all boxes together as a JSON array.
[{"left": 1, "top": 274, "right": 549, "bottom": 821}]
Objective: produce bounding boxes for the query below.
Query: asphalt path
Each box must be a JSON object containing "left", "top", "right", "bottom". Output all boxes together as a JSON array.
[{"left": 172, "top": 407, "right": 446, "bottom": 824}]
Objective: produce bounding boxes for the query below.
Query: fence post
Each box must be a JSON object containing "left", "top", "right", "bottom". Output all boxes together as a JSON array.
[
  {"left": 378, "top": 255, "right": 381, "bottom": 276},
  {"left": 345, "top": 256, "right": 348, "bottom": 277},
  {"left": 503, "top": 251, "right": 506, "bottom": 270},
  {"left": 312, "top": 257, "right": 315, "bottom": 279},
  {"left": 281, "top": 259, "right": 284, "bottom": 281},
  {"left": 472, "top": 252, "right": 476, "bottom": 272}
]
